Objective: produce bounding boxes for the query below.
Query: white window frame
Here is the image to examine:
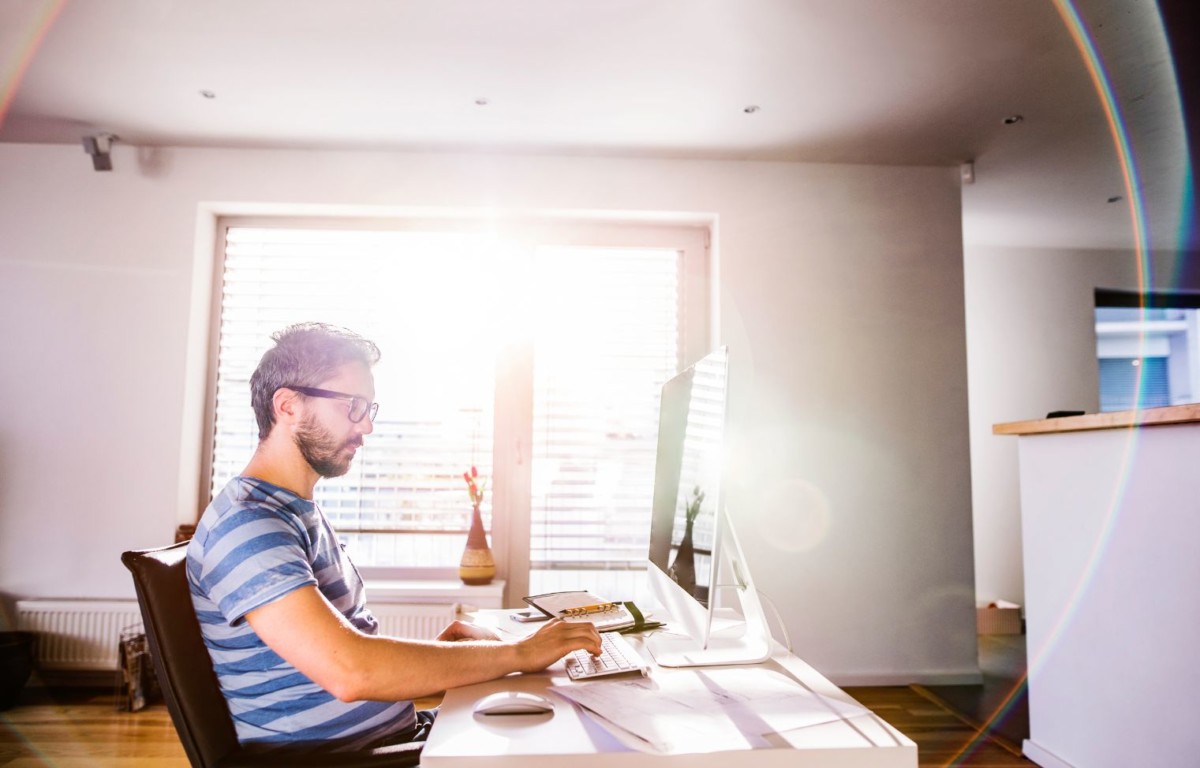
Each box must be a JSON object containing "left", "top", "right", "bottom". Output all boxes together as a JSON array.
[{"left": 185, "top": 208, "right": 712, "bottom": 607}]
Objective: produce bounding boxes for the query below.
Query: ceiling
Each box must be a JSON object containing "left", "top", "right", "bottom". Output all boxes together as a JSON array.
[{"left": 0, "top": 0, "right": 1191, "bottom": 251}]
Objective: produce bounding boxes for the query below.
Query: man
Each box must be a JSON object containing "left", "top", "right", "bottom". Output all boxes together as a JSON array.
[{"left": 187, "top": 323, "right": 600, "bottom": 750}]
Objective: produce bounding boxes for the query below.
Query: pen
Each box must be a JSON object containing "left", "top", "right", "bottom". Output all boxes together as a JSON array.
[{"left": 561, "top": 602, "right": 618, "bottom": 616}]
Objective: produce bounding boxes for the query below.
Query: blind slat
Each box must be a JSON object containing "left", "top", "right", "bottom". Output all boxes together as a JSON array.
[{"left": 528, "top": 246, "right": 680, "bottom": 571}]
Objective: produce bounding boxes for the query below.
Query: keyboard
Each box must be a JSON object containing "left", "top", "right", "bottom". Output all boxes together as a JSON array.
[{"left": 565, "top": 631, "right": 649, "bottom": 680}]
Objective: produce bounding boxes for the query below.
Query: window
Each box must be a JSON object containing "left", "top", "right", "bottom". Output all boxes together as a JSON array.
[
  {"left": 1094, "top": 289, "right": 1200, "bottom": 411},
  {"left": 211, "top": 227, "right": 501, "bottom": 569},
  {"left": 527, "top": 246, "right": 681, "bottom": 597},
  {"left": 205, "top": 217, "right": 709, "bottom": 600},
  {"left": 1098, "top": 356, "right": 1169, "bottom": 411}
]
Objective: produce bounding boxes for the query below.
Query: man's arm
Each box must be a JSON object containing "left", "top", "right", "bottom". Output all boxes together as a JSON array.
[{"left": 246, "top": 586, "right": 601, "bottom": 702}]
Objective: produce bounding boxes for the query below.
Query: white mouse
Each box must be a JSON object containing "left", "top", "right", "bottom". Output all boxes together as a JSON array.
[{"left": 472, "top": 690, "right": 556, "bottom": 716}]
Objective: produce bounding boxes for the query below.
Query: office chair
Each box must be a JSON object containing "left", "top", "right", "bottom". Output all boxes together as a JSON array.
[{"left": 121, "top": 543, "right": 423, "bottom": 767}]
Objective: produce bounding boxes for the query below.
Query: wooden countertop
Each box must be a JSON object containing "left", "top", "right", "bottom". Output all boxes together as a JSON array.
[{"left": 993, "top": 403, "right": 1200, "bottom": 435}]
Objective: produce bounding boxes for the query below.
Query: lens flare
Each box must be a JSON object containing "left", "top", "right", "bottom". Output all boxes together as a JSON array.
[
  {"left": 755, "top": 477, "right": 831, "bottom": 553},
  {"left": 1174, "top": 173, "right": 1198, "bottom": 280},
  {"left": 0, "top": 1, "right": 65, "bottom": 131},
  {"left": 949, "top": 2, "right": 1191, "bottom": 764}
]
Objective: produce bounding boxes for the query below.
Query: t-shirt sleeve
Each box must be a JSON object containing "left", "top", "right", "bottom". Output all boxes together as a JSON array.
[{"left": 195, "top": 504, "right": 319, "bottom": 626}]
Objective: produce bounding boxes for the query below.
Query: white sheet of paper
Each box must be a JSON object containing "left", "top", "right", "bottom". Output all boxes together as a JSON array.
[{"left": 551, "top": 667, "right": 870, "bottom": 754}]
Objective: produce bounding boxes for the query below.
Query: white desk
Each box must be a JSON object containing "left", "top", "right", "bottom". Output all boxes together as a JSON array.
[{"left": 420, "top": 612, "right": 916, "bottom": 767}]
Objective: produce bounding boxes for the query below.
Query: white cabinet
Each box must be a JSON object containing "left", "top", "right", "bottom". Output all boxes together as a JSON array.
[{"left": 997, "top": 409, "right": 1200, "bottom": 768}]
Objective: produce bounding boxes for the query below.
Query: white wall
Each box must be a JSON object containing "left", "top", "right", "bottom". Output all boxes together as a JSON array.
[
  {"left": 0, "top": 142, "right": 977, "bottom": 684},
  {"left": 963, "top": 244, "right": 1192, "bottom": 605}
]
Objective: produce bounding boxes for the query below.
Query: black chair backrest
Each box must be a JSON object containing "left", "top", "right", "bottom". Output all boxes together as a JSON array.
[
  {"left": 122, "top": 542, "right": 240, "bottom": 768},
  {"left": 122, "top": 543, "right": 424, "bottom": 768}
]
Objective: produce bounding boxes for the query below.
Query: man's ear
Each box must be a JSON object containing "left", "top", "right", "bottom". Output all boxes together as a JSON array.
[{"left": 272, "top": 387, "right": 302, "bottom": 426}]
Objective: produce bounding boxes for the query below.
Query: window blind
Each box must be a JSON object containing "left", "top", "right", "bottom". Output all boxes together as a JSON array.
[
  {"left": 529, "top": 246, "right": 681, "bottom": 580},
  {"left": 209, "top": 223, "right": 695, "bottom": 579},
  {"left": 211, "top": 226, "right": 497, "bottom": 567},
  {"left": 1098, "top": 357, "right": 1170, "bottom": 411}
]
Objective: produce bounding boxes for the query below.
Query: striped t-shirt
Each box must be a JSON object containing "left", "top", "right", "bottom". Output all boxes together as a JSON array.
[{"left": 186, "top": 476, "right": 413, "bottom": 750}]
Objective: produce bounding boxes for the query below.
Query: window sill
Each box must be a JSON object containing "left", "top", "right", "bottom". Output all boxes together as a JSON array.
[{"left": 365, "top": 578, "right": 506, "bottom": 608}]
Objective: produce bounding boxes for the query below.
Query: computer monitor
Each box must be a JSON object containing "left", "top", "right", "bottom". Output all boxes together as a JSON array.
[{"left": 645, "top": 347, "right": 772, "bottom": 667}]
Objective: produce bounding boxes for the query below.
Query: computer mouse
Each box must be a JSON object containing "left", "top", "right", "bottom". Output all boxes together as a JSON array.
[{"left": 472, "top": 690, "right": 556, "bottom": 716}]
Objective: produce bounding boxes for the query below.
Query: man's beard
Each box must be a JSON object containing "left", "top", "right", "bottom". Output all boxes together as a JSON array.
[{"left": 294, "top": 415, "right": 360, "bottom": 478}]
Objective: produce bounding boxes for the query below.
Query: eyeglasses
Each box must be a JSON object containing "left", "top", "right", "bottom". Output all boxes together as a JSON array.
[{"left": 284, "top": 385, "right": 379, "bottom": 423}]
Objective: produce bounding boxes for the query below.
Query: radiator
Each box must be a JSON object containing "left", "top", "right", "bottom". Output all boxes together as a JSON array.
[
  {"left": 16, "top": 599, "right": 141, "bottom": 671},
  {"left": 14, "top": 598, "right": 458, "bottom": 670},
  {"left": 371, "top": 603, "right": 459, "bottom": 640}
]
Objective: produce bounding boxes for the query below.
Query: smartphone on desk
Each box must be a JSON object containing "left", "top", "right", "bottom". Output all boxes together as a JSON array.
[{"left": 509, "top": 609, "right": 551, "bottom": 623}]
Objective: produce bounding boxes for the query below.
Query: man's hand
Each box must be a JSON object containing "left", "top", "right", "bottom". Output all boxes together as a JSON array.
[
  {"left": 436, "top": 620, "right": 501, "bottom": 643},
  {"left": 512, "top": 619, "right": 602, "bottom": 673}
]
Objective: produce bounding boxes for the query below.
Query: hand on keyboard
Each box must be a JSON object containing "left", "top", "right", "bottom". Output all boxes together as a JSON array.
[
  {"left": 565, "top": 631, "right": 649, "bottom": 680},
  {"left": 513, "top": 617, "right": 602, "bottom": 673}
]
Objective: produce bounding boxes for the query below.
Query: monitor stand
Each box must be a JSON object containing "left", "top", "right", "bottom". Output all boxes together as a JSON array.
[
  {"left": 646, "top": 618, "right": 771, "bottom": 667},
  {"left": 647, "top": 512, "right": 773, "bottom": 668}
]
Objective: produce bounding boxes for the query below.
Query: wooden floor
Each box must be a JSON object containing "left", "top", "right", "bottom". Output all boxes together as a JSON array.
[
  {"left": 0, "top": 685, "right": 1032, "bottom": 767},
  {"left": 846, "top": 686, "right": 1032, "bottom": 767}
]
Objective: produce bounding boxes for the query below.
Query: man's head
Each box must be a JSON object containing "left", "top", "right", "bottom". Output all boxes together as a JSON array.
[{"left": 250, "top": 323, "right": 381, "bottom": 451}]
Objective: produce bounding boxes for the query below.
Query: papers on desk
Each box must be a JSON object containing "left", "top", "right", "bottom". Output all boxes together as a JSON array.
[{"left": 551, "top": 667, "right": 870, "bottom": 754}]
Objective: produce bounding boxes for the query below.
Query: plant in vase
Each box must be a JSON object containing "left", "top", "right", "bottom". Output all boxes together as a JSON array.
[
  {"left": 669, "top": 485, "right": 704, "bottom": 596},
  {"left": 459, "top": 466, "right": 496, "bottom": 585}
]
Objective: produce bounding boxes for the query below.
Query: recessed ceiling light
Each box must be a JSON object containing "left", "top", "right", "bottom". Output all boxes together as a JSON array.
[
  {"left": 475, "top": 97, "right": 489, "bottom": 106},
  {"left": 1107, "top": 195, "right": 1123, "bottom": 203},
  {"left": 199, "top": 90, "right": 216, "bottom": 99},
  {"left": 743, "top": 105, "right": 760, "bottom": 114},
  {"left": 1003, "top": 114, "right": 1023, "bottom": 125}
]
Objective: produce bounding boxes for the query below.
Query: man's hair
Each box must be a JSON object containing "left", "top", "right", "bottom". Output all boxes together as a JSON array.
[{"left": 249, "top": 322, "right": 381, "bottom": 440}]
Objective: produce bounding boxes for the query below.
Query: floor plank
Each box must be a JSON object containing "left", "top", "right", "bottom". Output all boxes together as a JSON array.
[
  {"left": 922, "top": 635, "right": 1030, "bottom": 748},
  {"left": 845, "top": 686, "right": 1032, "bottom": 767},
  {"left": 1, "top": 688, "right": 186, "bottom": 767}
]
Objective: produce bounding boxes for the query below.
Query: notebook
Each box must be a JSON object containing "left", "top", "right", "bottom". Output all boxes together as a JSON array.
[{"left": 522, "top": 590, "right": 637, "bottom": 632}]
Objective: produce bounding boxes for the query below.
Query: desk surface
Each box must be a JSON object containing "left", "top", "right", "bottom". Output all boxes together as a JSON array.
[{"left": 420, "top": 612, "right": 915, "bottom": 767}]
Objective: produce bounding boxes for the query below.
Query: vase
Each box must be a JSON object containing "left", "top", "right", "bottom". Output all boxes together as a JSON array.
[
  {"left": 669, "top": 519, "right": 697, "bottom": 597},
  {"left": 459, "top": 504, "right": 496, "bottom": 585}
]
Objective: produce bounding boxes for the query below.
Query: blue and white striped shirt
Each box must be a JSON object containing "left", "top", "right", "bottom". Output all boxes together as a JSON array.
[{"left": 186, "top": 476, "right": 413, "bottom": 750}]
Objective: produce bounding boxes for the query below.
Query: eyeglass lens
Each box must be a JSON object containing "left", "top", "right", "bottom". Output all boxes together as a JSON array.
[{"left": 349, "top": 399, "right": 380, "bottom": 423}]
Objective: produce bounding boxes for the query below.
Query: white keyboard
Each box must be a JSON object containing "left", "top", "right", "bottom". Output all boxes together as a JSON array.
[{"left": 565, "top": 631, "right": 649, "bottom": 680}]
